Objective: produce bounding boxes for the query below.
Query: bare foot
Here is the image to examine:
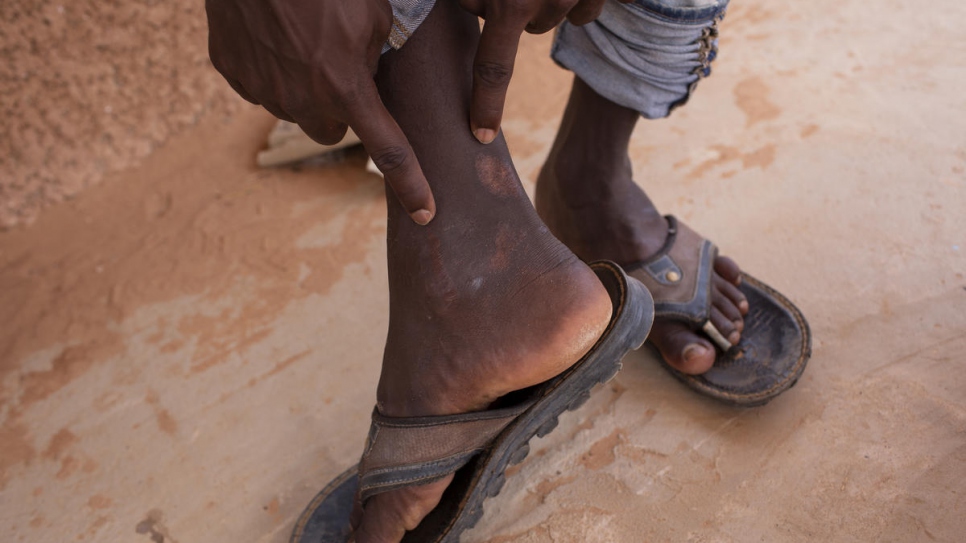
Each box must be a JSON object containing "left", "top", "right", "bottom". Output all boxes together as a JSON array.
[
  {"left": 350, "top": 3, "right": 613, "bottom": 541},
  {"left": 535, "top": 77, "right": 748, "bottom": 376}
]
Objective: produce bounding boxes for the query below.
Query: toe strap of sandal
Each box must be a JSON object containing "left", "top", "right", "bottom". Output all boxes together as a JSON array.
[
  {"left": 357, "top": 402, "right": 531, "bottom": 503},
  {"left": 624, "top": 215, "right": 733, "bottom": 350}
]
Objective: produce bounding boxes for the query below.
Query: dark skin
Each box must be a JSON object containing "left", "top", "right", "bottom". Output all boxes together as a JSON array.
[
  {"left": 457, "top": 0, "right": 633, "bottom": 143},
  {"left": 535, "top": 77, "right": 750, "bottom": 374},
  {"left": 205, "top": 0, "right": 436, "bottom": 224},
  {"left": 207, "top": 0, "right": 750, "bottom": 538},
  {"left": 205, "top": 0, "right": 631, "bottom": 224},
  {"left": 349, "top": 1, "right": 614, "bottom": 541}
]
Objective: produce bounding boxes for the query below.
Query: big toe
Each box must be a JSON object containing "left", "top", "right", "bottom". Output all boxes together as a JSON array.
[
  {"left": 352, "top": 475, "right": 453, "bottom": 543},
  {"left": 649, "top": 320, "right": 716, "bottom": 375}
]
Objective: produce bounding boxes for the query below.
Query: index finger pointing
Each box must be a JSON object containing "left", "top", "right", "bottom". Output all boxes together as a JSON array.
[
  {"left": 345, "top": 81, "right": 436, "bottom": 225},
  {"left": 470, "top": 15, "right": 527, "bottom": 144}
]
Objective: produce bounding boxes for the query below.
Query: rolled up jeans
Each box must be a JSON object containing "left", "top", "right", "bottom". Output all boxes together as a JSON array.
[{"left": 386, "top": 0, "right": 728, "bottom": 119}]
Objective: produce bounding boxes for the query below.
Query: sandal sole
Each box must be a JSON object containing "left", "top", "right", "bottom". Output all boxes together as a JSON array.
[
  {"left": 290, "top": 261, "right": 654, "bottom": 542},
  {"left": 658, "top": 273, "right": 812, "bottom": 407}
]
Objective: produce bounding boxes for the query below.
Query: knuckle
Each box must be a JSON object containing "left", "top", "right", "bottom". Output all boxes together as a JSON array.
[
  {"left": 527, "top": 21, "right": 555, "bottom": 34},
  {"left": 370, "top": 145, "right": 412, "bottom": 176},
  {"left": 504, "top": 0, "right": 531, "bottom": 17},
  {"left": 280, "top": 94, "right": 307, "bottom": 116},
  {"left": 589, "top": 5, "right": 605, "bottom": 19},
  {"left": 474, "top": 61, "right": 513, "bottom": 89},
  {"left": 552, "top": 0, "right": 574, "bottom": 12}
]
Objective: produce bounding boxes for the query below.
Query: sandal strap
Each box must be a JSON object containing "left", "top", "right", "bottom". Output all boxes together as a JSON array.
[
  {"left": 624, "top": 216, "right": 717, "bottom": 328},
  {"left": 357, "top": 402, "right": 531, "bottom": 501}
]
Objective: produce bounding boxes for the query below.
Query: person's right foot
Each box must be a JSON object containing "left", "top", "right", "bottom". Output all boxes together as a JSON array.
[{"left": 534, "top": 77, "right": 749, "bottom": 375}]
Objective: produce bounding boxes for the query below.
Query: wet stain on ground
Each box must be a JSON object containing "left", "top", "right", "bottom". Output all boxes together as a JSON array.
[
  {"left": 580, "top": 429, "right": 623, "bottom": 471},
  {"left": 734, "top": 76, "right": 782, "bottom": 127},
  {"left": 801, "top": 124, "right": 821, "bottom": 138},
  {"left": 688, "top": 144, "right": 777, "bottom": 180},
  {"left": 86, "top": 495, "right": 112, "bottom": 509},
  {"left": 42, "top": 428, "right": 78, "bottom": 460},
  {"left": 145, "top": 390, "right": 178, "bottom": 436}
]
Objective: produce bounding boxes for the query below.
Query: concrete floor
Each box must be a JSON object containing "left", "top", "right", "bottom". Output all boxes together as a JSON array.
[{"left": 2, "top": 0, "right": 965, "bottom": 542}]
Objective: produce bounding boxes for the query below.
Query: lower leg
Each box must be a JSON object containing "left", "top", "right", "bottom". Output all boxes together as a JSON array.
[
  {"left": 536, "top": 77, "right": 748, "bottom": 375},
  {"left": 536, "top": 76, "right": 668, "bottom": 264},
  {"left": 352, "top": 3, "right": 613, "bottom": 541}
]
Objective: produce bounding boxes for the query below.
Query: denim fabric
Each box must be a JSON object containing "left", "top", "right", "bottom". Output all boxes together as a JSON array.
[
  {"left": 384, "top": 0, "right": 438, "bottom": 52},
  {"left": 552, "top": 0, "right": 729, "bottom": 119},
  {"left": 386, "top": 0, "right": 728, "bottom": 119}
]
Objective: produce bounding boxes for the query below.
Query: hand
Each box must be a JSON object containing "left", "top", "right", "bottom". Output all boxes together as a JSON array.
[
  {"left": 459, "top": 0, "right": 630, "bottom": 144},
  {"left": 206, "top": 0, "right": 435, "bottom": 225}
]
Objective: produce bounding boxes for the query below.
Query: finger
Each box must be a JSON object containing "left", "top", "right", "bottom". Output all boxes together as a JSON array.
[
  {"left": 224, "top": 77, "right": 260, "bottom": 106},
  {"left": 527, "top": 0, "right": 579, "bottom": 33},
  {"left": 260, "top": 101, "right": 296, "bottom": 123},
  {"left": 566, "top": 0, "right": 606, "bottom": 26},
  {"left": 471, "top": 16, "right": 527, "bottom": 143},
  {"left": 458, "top": 0, "right": 485, "bottom": 17},
  {"left": 293, "top": 113, "right": 350, "bottom": 146},
  {"left": 345, "top": 81, "right": 436, "bottom": 225}
]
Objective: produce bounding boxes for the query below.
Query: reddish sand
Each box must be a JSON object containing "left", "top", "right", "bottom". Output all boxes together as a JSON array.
[
  {"left": 1, "top": 1, "right": 965, "bottom": 542},
  {"left": 0, "top": 0, "right": 244, "bottom": 229}
]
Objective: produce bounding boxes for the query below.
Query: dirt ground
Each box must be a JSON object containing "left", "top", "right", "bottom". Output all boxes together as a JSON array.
[{"left": 2, "top": 0, "right": 965, "bottom": 542}]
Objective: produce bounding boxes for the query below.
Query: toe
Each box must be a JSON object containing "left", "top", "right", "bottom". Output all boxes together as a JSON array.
[
  {"left": 715, "top": 275, "right": 749, "bottom": 315},
  {"left": 650, "top": 320, "right": 716, "bottom": 375},
  {"left": 713, "top": 255, "right": 742, "bottom": 286},
  {"left": 352, "top": 476, "right": 453, "bottom": 543},
  {"left": 711, "top": 306, "right": 740, "bottom": 346},
  {"left": 712, "top": 276, "right": 744, "bottom": 326}
]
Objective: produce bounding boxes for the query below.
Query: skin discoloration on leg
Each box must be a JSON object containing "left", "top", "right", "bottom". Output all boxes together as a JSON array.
[
  {"left": 475, "top": 153, "right": 525, "bottom": 199},
  {"left": 354, "top": 1, "right": 615, "bottom": 540},
  {"left": 488, "top": 222, "right": 525, "bottom": 273}
]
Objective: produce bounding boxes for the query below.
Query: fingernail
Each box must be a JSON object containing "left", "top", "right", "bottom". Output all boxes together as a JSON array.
[
  {"left": 728, "top": 331, "right": 741, "bottom": 345},
  {"left": 733, "top": 319, "right": 744, "bottom": 333},
  {"left": 473, "top": 128, "right": 496, "bottom": 144},
  {"left": 739, "top": 300, "right": 749, "bottom": 312},
  {"left": 411, "top": 209, "right": 434, "bottom": 225},
  {"left": 683, "top": 344, "right": 709, "bottom": 362}
]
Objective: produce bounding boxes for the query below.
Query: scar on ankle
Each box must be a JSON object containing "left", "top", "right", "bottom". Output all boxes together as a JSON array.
[
  {"left": 488, "top": 223, "right": 523, "bottom": 272},
  {"left": 424, "top": 230, "right": 458, "bottom": 306},
  {"left": 475, "top": 154, "right": 523, "bottom": 198}
]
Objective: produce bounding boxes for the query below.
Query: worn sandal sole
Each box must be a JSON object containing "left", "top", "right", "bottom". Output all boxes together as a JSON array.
[
  {"left": 658, "top": 273, "right": 812, "bottom": 407},
  {"left": 290, "top": 261, "right": 654, "bottom": 543}
]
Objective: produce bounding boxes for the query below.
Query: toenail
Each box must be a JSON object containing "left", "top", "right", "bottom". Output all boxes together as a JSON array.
[{"left": 683, "top": 344, "right": 709, "bottom": 362}]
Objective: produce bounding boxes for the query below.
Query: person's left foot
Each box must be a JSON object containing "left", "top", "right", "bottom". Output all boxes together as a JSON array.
[{"left": 534, "top": 78, "right": 749, "bottom": 375}]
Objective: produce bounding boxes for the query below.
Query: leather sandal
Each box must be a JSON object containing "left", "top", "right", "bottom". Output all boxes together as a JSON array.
[
  {"left": 624, "top": 216, "right": 811, "bottom": 407},
  {"left": 290, "top": 262, "right": 655, "bottom": 543}
]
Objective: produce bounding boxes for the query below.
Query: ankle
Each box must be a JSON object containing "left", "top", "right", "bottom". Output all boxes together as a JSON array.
[{"left": 377, "top": 248, "right": 610, "bottom": 418}]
